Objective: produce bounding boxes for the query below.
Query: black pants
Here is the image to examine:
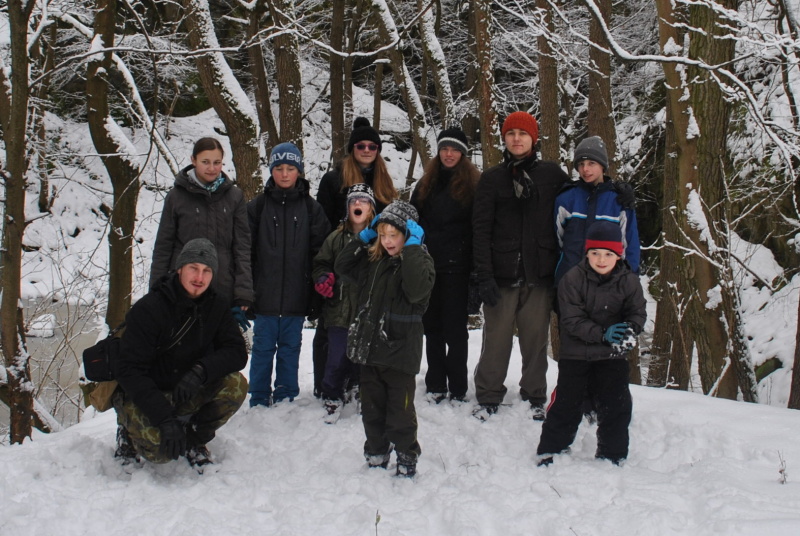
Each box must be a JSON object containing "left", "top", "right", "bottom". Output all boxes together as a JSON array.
[
  {"left": 423, "top": 271, "right": 469, "bottom": 398},
  {"left": 312, "top": 319, "right": 328, "bottom": 397},
  {"left": 360, "top": 364, "right": 421, "bottom": 460},
  {"left": 537, "top": 359, "right": 632, "bottom": 461}
]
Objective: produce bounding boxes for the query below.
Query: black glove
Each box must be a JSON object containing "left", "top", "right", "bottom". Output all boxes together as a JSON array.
[
  {"left": 173, "top": 363, "right": 206, "bottom": 405},
  {"left": 478, "top": 278, "right": 501, "bottom": 308},
  {"left": 613, "top": 181, "right": 636, "bottom": 209},
  {"left": 158, "top": 418, "right": 187, "bottom": 460}
]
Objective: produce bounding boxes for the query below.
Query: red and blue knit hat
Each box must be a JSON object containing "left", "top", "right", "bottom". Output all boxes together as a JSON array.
[{"left": 585, "top": 221, "right": 623, "bottom": 256}]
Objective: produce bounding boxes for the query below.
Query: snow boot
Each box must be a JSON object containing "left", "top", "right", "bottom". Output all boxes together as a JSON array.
[
  {"left": 395, "top": 452, "right": 417, "bottom": 478},
  {"left": 472, "top": 403, "right": 499, "bottom": 421},
  {"left": 530, "top": 402, "right": 546, "bottom": 421},
  {"left": 323, "top": 399, "right": 343, "bottom": 424},
  {"left": 114, "top": 425, "right": 141, "bottom": 466},
  {"left": 186, "top": 444, "right": 214, "bottom": 473},
  {"left": 425, "top": 392, "right": 448, "bottom": 404},
  {"left": 365, "top": 445, "right": 393, "bottom": 469}
]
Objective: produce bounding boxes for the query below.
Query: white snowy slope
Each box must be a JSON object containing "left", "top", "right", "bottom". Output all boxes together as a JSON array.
[{"left": 2, "top": 331, "right": 800, "bottom": 536}]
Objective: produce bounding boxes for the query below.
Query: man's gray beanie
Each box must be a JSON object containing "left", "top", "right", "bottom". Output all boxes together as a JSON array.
[
  {"left": 573, "top": 136, "right": 609, "bottom": 171},
  {"left": 175, "top": 238, "right": 218, "bottom": 273}
]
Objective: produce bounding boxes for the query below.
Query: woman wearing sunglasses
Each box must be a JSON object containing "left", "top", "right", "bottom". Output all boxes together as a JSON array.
[{"left": 317, "top": 117, "right": 398, "bottom": 229}]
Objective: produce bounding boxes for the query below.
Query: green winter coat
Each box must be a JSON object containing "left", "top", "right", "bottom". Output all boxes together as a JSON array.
[
  {"left": 335, "top": 240, "right": 435, "bottom": 375},
  {"left": 312, "top": 228, "right": 361, "bottom": 329}
]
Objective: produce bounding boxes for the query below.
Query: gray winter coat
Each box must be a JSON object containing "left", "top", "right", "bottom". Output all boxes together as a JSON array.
[
  {"left": 150, "top": 166, "right": 254, "bottom": 307},
  {"left": 557, "top": 259, "right": 646, "bottom": 361}
]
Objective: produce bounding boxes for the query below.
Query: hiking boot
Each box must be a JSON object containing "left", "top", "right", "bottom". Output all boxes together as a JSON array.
[
  {"left": 365, "top": 446, "right": 393, "bottom": 469},
  {"left": 583, "top": 410, "right": 598, "bottom": 425},
  {"left": 186, "top": 444, "right": 214, "bottom": 473},
  {"left": 425, "top": 392, "right": 448, "bottom": 404},
  {"left": 472, "top": 403, "right": 499, "bottom": 421},
  {"left": 449, "top": 393, "right": 468, "bottom": 403},
  {"left": 323, "top": 399, "right": 343, "bottom": 424},
  {"left": 530, "top": 403, "right": 546, "bottom": 421},
  {"left": 114, "top": 425, "right": 140, "bottom": 465},
  {"left": 537, "top": 456, "right": 554, "bottom": 467},
  {"left": 395, "top": 452, "right": 417, "bottom": 478}
]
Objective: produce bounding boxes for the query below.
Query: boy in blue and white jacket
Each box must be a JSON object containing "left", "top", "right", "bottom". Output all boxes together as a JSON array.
[{"left": 554, "top": 136, "right": 640, "bottom": 286}]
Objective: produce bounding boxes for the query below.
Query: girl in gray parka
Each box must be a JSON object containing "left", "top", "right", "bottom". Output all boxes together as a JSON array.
[{"left": 335, "top": 201, "right": 435, "bottom": 478}]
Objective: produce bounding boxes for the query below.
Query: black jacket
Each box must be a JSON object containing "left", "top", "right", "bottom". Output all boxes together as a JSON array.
[
  {"left": 115, "top": 274, "right": 247, "bottom": 426},
  {"left": 317, "top": 166, "right": 389, "bottom": 228},
  {"left": 410, "top": 168, "right": 473, "bottom": 274},
  {"left": 472, "top": 153, "right": 568, "bottom": 287},
  {"left": 557, "top": 259, "right": 647, "bottom": 361},
  {"left": 335, "top": 240, "right": 435, "bottom": 375},
  {"left": 150, "top": 166, "right": 254, "bottom": 307},
  {"left": 247, "top": 177, "right": 330, "bottom": 316}
]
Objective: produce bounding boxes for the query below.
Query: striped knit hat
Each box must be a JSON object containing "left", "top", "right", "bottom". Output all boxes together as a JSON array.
[
  {"left": 437, "top": 127, "right": 469, "bottom": 155},
  {"left": 585, "top": 221, "right": 623, "bottom": 256}
]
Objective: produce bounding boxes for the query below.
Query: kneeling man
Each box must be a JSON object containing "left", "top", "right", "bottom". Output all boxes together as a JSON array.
[{"left": 114, "top": 238, "right": 248, "bottom": 469}]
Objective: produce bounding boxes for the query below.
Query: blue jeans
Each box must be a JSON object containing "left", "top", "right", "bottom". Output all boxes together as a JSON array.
[{"left": 250, "top": 315, "right": 304, "bottom": 405}]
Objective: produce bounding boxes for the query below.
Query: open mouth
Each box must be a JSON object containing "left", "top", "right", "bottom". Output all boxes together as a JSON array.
[{"left": 354, "top": 209, "right": 363, "bottom": 216}]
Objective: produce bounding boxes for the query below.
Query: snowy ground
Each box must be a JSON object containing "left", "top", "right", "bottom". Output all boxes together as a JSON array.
[{"left": 3, "top": 330, "right": 800, "bottom": 536}]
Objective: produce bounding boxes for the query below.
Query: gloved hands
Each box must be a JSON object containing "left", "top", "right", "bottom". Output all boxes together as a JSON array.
[
  {"left": 358, "top": 215, "right": 381, "bottom": 243},
  {"left": 405, "top": 220, "right": 424, "bottom": 246},
  {"left": 478, "top": 277, "right": 501, "bottom": 308},
  {"left": 173, "top": 363, "right": 206, "bottom": 405},
  {"left": 231, "top": 306, "right": 251, "bottom": 331},
  {"left": 613, "top": 181, "right": 636, "bottom": 209},
  {"left": 315, "top": 272, "right": 336, "bottom": 298},
  {"left": 158, "top": 418, "right": 187, "bottom": 460},
  {"left": 603, "top": 323, "right": 629, "bottom": 345}
]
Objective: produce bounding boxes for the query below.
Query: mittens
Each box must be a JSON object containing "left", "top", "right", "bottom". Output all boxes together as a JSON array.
[{"left": 315, "top": 272, "right": 336, "bottom": 298}]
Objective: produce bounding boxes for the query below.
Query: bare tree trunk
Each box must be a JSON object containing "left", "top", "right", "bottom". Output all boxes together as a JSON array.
[
  {"left": 418, "top": 0, "right": 455, "bottom": 127},
  {"left": 182, "top": 0, "right": 261, "bottom": 200},
  {"left": 373, "top": 60, "right": 384, "bottom": 129},
  {"left": 344, "top": 0, "right": 367, "bottom": 130},
  {"left": 34, "top": 25, "right": 56, "bottom": 213},
  {"left": 472, "top": 0, "right": 501, "bottom": 167},
  {"left": 789, "top": 292, "right": 800, "bottom": 409},
  {"left": 87, "top": 0, "right": 142, "bottom": 330},
  {"left": 330, "top": 0, "right": 347, "bottom": 162},
  {"left": 1, "top": 0, "right": 36, "bottom": 443},
  {"left": 586, "top": 0, "right": 617, "bottom": 175},
  {"left": 462, "top": 4, "right": 480, "bottom": 142},
  {"left": 266, "top": 0, "right": 304, "bottom": 150},
  {"left": 370, "top": 0, "right": 433, "bottom": 164},
  {"left": 248, "top": 0, "right": 279, "bottom": 162},
  {"left": 536, "top": 0, "right": 560, "bottom": 162}
]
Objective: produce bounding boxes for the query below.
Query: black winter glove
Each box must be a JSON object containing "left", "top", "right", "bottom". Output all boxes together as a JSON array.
[
  {"left": 478, "top": 278, "right": 501, "bottom": 308},
  {"left": 173, "top": 363, "right": 206, "bottom": 405},
  {"left": 158, "top": 418, "right": 187, "bottom": 460},
  {"left": 613, "top": 181, "right": 636, "bottom": 210}
]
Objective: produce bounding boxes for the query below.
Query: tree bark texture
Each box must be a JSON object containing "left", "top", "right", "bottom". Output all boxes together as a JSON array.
[
  {"left": 330, "top": 0, "right": 347, "bottom": 163},
  {"left": 471, "top": 0, "right": 501, "bottom": 167},
  {"left": 587, "top": 0, "right": 617, "bottom": 176},
  {"left": 182, "top": 0, "right": 261, "bottom": 200},
  {"left": 248, "top": 0, "right": 279, "bottom": 164},
  {"left": 2, "top": 0, "right": 36, "bottom": 443},
  {"left": 418, "top": 0, "right": 455, "bottom": 128},
  {"left": 536, "top": 0, "right": 560, "bottom": 163},
  {"left": 266, "top": 0, "right": 304, "bottom": 150}
]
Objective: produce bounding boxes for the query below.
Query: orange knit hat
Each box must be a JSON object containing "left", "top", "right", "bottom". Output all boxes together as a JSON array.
[{"left": 501, "top": 111, "right": 539, "bottom": 144}]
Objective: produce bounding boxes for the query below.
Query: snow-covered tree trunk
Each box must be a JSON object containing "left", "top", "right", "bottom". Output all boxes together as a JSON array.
[
  {"left": 370, "top": 0, "right": 434, "bottom": 164},
  {"left": 1, "top": 0, "right": 36, "bottom": 443},
  {"left": 471, "top": 0, "right": 501, "bottom": 167},
  {"left": 182, "top": 0, "right": 261, "bottom": 199},
  {"left": 248, "top": 0, "right": 280, "bottom": 160},
  {"left": 417, "top": 0, "right": 455, "bottom": 128},
  {"left": 330, "top": 0, "right": 347, "bottom": 162},
  {"left": 267, "top": 0, "right": 304, "bottom": 151},
  {"left": 87, "top": 0, "right": 143, "bottom": 330}
]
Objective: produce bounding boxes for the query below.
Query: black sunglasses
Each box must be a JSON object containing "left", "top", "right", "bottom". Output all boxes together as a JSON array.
[{"left": 355, "top": 143, "right": 379, "bottom": 152}]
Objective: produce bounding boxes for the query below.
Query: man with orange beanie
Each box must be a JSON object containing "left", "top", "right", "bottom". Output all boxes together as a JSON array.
[{"left": 471, "top": 111, "right": 569, "bottom": 421}]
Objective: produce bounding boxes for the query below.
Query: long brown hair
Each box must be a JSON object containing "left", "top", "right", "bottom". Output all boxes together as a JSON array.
[
  {"left": 414, "top": 153, "right": 480, "bottom": 207},
  {"left": 340, "top": 154, "right": 397, "bottom": 206}
]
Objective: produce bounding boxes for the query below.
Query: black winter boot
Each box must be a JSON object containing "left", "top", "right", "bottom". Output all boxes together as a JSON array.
[
  {"left": 395, "top": 451, "right": 417, "bottom": 478},
  {"left": 114, "top": 425, "right": 140, "bottom": 465}
]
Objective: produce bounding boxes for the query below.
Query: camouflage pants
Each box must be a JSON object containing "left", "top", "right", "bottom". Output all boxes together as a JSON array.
[{"left": 114, "top": 372, "right": 248, "bottom": 464}]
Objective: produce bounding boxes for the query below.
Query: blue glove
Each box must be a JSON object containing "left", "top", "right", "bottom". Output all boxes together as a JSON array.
[
  {"left": 405, "top": 220, "right": 424, "bottom": 246},
  {"left": 603, "top": 323, "right": 628, "bottom": 344},
  {"left": 358, "top": 215, "right": 381, "bottom": 243},
  {"left": 232, "top": 306, "right": 251, "bottom": 331}
]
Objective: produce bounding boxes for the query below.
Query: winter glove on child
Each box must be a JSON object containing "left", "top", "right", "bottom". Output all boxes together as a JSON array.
[
  {"left": 478, "top": 277, "right": 501, "bottom": 308},
  {"left": 405, "top": 220, "right": 425, "bottom": 246},
  {"left": 613, "top": 181, "right": 636, "bottom": 209},
  {"left": 603, "top": 323, "right": 629, "bottom": 345},
  {"left": 173, "top": 363, "right": 206, "bottom": 405},
  {"left": 358, "top": 215, "right": 381, "bottom": 243},
  {"left": 231, "top": 306, "right": 251, "bottom": 331},
  {"left": 158, "top": 418, "right": 187, "bottom": 460},
  {"left": 315, "top": 273, "right": 336, "bottom": 298}
]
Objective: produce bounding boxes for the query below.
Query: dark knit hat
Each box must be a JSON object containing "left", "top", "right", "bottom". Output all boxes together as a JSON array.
[
  {"left": 378, "top": 200, "right": 419, "bottom": 235},
  {"left": 346, "top": 183, "right": 376, "bottom": 208},
  {"left": 347, "top": 117, "right": 382, "bottom": 154},
  {"left": 574, "top": 136, "right": 609, "bottom": 171},
  {"left": 176, "top": 238, "right": 219, "bottom": 273},
  {"left": 585, "top": 221, "right": 623, "bottom": 256},
  {"left": 437, "top": 127, "right": 469, "bottom": 155},
  {"left": 501, "top": 111, "right": 539, "bottom": 144},
  {"left": 269, "top": 142, "right": 304, "bottom": 175}
]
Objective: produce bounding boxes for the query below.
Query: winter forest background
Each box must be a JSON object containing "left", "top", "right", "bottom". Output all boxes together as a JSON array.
[{"left": 0, "top": 0, "right": 800, "bottom": 449}]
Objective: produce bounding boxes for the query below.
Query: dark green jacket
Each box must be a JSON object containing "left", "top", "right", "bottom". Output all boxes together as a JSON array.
[
  {"left": 335, "top": 240, "right": 435, "bottom": 375},
  {"left": 313, "top": 228, "right": 361, "bottom": 329}
]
